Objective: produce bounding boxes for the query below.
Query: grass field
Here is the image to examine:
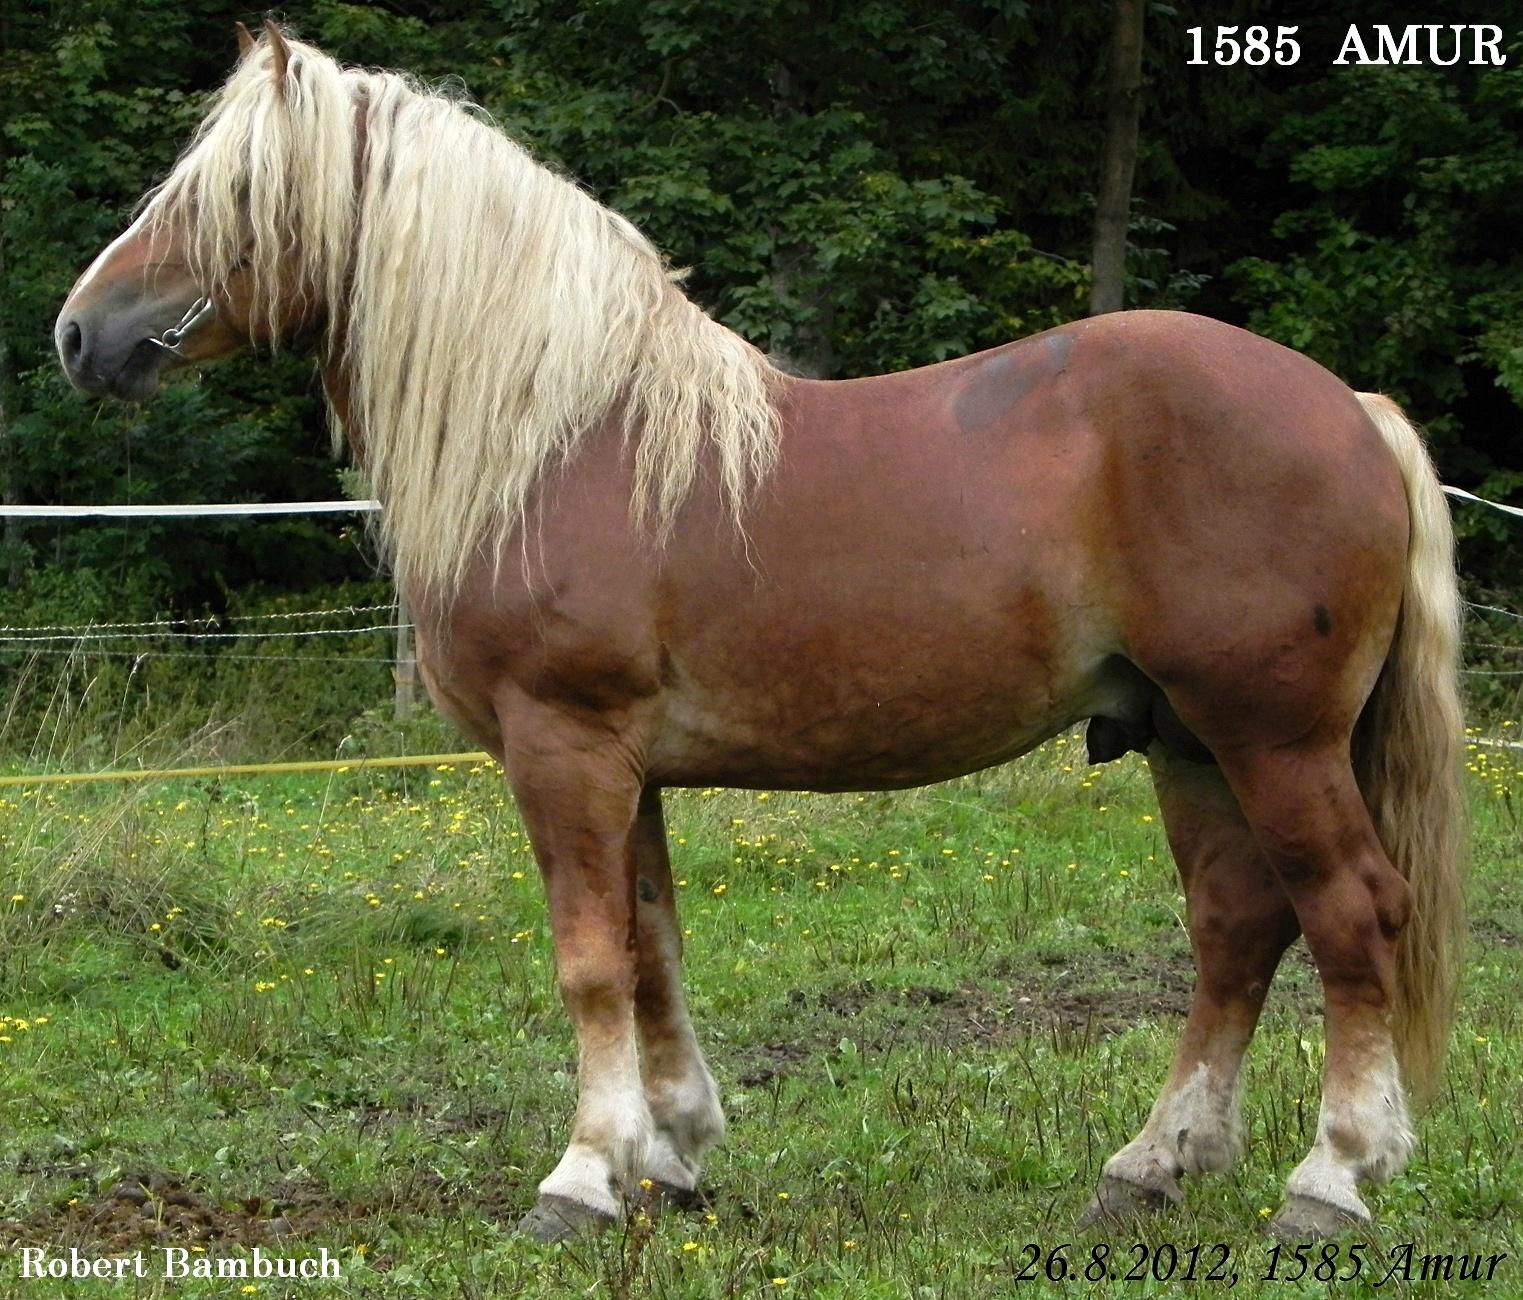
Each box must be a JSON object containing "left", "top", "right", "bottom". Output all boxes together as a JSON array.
[{"left": 0, "top": 731, "right": 1518, "bottom": 1298}]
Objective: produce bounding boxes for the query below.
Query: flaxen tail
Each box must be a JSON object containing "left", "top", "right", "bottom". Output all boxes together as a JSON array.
[{"left": 1354, "top": 391, "right": 1467, "bottom": 1106}]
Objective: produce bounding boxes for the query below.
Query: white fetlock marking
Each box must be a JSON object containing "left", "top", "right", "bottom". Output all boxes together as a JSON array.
[
  {"left": 1105, "top": 1063, "right": 1242, "bottom": 1188},
  {"left": 637, "top": 932, "right": 726, "bottom": 1179},
  {"left": 641, "top": 1131, "right": 698, "bottom": 1190},
  {"left": 1286, "top": 1042, "right": 1410, "bottom": 1215},
  {"left": 542, "top": 1028, "right": 655, "bottom": 1214},
  {"left": 652, "top": 1063, "right": 725, "bottom": 1158}
]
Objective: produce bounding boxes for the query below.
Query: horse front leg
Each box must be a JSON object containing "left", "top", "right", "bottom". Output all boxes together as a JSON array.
[
  {"left": 504, "top": 711, "right": 654, "bottom": 1243},
  {"left": 630, "top": 789, "right": 724, "bottom": 1203}
]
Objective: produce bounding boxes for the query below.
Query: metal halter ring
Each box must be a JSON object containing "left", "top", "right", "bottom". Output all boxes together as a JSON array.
[{"left": 148, "top": 296, "right": 217, "bottom": 355}]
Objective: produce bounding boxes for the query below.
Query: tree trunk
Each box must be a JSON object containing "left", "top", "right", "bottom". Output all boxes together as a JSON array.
[{"left": 1089, "top": 0, "right": 1145, "bottom": 316}]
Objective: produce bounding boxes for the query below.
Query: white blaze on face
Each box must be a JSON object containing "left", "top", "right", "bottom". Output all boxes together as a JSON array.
[
  {"left": 70, "top": 207, "right": 155, "bottom": 299},
  {"left": 55, "top": 208, "right": 156, "bottom": 362}
]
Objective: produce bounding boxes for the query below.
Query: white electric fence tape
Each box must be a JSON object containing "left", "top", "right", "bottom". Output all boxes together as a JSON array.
[{"left": 0, "top": 500, "right": 381, "bottom": 517}]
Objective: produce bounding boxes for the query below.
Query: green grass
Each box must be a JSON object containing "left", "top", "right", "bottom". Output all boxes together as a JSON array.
[{"left": 0, "top": 734, "right": 1518, "bottom": 1297}]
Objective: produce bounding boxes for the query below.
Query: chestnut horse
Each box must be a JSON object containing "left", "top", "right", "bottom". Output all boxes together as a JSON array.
[{"left": 57, "top": 25, "right": 1465, "bottom": 1242}]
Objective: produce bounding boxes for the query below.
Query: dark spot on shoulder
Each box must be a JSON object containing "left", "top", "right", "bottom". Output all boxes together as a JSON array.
[
  {"left": 1042, "top": 331, "right": 1074, "bottom": 370},
  {"left": 953, "top": 333, "right": 1073, "bottom": 433},
  {"left": 1313, "top": 604, "right": 1332, "bottom": 637},
  {"left": 637, "top": 876, "right": 660, "bottom": 903}
]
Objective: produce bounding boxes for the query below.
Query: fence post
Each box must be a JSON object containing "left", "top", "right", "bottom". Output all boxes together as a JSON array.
[{"left": 394, "top": 597, "right": 418, "bottom": 721}]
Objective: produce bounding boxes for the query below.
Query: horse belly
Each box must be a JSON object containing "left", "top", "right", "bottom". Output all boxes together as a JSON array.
[{"left": 650, "top": 586, "right": 1123, "bottom": 791}]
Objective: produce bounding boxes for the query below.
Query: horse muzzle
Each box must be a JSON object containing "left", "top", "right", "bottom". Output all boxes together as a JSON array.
[{"left": 55, "top": 292, "right": 192, "bottom": 402}]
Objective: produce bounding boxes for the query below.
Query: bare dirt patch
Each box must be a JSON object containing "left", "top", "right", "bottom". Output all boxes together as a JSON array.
[
  {"left": 1, "top": 1164, "right": 522, "bottom": 1258},
  {"left": 734, "top": 940, "right": 1322, "bottom": 1084},
  {"left": 1, "top": 1171, "right": 331, "bottom": 1254}
]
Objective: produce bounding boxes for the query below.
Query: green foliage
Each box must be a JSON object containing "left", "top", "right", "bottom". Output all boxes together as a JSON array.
[
  {"left": 4, "top": 0, "right": 1523, "bottom": 700},
  {"left": 1, "top": 4, "right": 353, "bottom": 604},
  {"left": 1220, "top": 54, "right": 1523, "bottom": 563}
]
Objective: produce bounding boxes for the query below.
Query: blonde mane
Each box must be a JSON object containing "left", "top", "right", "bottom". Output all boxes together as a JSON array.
[{"left": 146, "top": 32, "right": 780, "bottom": 594}]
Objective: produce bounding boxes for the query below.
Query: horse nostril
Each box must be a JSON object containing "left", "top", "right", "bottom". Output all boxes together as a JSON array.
[{"left": 60, "top": 319, "right": 84, "bottom": 365}]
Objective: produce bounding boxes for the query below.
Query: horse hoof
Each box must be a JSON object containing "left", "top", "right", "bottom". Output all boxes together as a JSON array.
[
  {"left": 640, "top": 1179, "right": 707, "bottom": 1213},
  {"left": 1267, "top": 1194, "right": 1368, "bottom": 1241},
  {"left": 516, "top": 1194, "right": 617, "bottom": 1243},
  {"left": 1078, "top": 1176, "right": 1181, "bottom": 1228}
]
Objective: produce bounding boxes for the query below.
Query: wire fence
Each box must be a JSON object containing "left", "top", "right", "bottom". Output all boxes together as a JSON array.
[{"left": 0, "top": 490, "right": 1521, "bottom": 784}]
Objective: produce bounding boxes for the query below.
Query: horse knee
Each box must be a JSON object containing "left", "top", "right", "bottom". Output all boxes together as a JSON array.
[{"left": 557, "top": 956, "right": 637, "bottom": 1025}]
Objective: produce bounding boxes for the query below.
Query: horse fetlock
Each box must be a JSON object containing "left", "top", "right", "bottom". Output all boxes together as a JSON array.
[
  {"left": 648, "top": 1069, "right": 725, "bottom": 1157},
  {"left": 1100, "top": 1140, "right": 1186, "bottom": 1197},
  {"left": 1176, "top": 1115, "right": 1243, "bottom": 1175},
  {"left": 1322, "top": 1055, "right": 1413, "bottom": 1184},
  {"left": 544, "top": 1099, "right": 657, "bottom": 1210},
  {"left": 642, "top": 1130, "right": 700, "bottom": 1191}
]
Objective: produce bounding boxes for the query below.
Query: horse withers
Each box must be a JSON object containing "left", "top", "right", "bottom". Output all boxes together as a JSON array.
[{"left": 56, "top": 24, "right": 1465, "bottom": 1242}]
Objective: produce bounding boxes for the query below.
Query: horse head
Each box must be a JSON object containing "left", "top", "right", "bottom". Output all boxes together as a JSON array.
[{"left": 55, "top": 22, "right": 333, "bottom": 401}]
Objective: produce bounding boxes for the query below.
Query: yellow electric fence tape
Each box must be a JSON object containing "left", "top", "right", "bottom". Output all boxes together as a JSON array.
[{"left": 0, "top": 751, "right": 494, "bottom": 789}]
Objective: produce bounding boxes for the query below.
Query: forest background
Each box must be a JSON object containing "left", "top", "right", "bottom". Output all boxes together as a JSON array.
[{"left": 3, "top": 0, "right": 1522, "bottom": 752}]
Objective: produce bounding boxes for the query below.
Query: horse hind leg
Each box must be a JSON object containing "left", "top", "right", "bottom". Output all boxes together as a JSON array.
[
  {"left": 629, "top": 790, "right": 725, "bottom": 1206},
  {"left": 1085, "top": 744, "right": 1299, "bottom": 1224},
  {"left": 1220, "top": 742, "right": 1417, "bottom": 1237}
]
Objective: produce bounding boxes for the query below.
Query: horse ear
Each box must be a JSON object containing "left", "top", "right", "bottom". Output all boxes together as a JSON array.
[
  {"left": 263, "top": 19, "right": 291, "bottom": 91},
  {"left": 235, "top": 21, "right": 255, "bottom": 58}
]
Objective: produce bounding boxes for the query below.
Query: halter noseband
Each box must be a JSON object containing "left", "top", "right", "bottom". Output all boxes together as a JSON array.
[{"left": 148, "top": 296, "right": 217, "bottom": 356}]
